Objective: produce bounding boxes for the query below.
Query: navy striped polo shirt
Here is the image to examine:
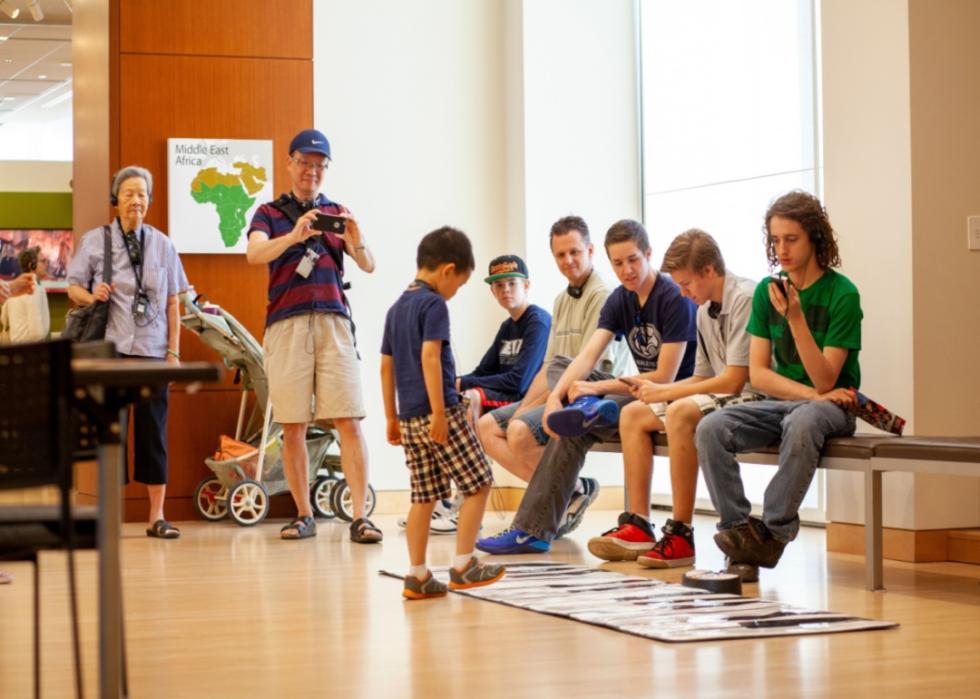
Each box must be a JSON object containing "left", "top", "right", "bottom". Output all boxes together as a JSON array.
[{"left": 248, "top": 193, "right": 349, "bottom": 327}]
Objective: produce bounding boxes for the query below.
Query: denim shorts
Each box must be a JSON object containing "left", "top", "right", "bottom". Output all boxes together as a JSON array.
[{"left": 489, "top": 402, "right": 549, "bottom": 446}]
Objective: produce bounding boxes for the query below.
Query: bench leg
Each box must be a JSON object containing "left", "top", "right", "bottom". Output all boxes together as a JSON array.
[{"left": 864, "top": 468, "right": 884, "bottom": 590}]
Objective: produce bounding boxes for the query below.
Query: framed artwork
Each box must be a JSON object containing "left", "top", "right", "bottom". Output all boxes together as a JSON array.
[
  {"left": 0, "top": 229, "right": 74, "bottom": 291},
  {"left": 167, "top": 138, "right": 274, "bottom": 254}
]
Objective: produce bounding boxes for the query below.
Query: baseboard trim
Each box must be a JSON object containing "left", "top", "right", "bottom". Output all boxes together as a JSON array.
[{"left": 825, "top": 522, "right": 980, "bottom": 563}]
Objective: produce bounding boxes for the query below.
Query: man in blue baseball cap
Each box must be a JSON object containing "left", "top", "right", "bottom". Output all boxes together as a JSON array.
[{"left": 246, "top": 128, "right": 383, "bottom": 544}]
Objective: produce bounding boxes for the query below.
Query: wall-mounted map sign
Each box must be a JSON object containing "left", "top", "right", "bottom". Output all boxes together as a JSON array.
[{"left": 167, "top": 138, "right": 273, "bottom": 254}]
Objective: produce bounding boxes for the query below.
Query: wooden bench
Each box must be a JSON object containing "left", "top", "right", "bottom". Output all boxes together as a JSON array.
[{"left": 591, "top": 434, "right": 980, "bottom": 590}]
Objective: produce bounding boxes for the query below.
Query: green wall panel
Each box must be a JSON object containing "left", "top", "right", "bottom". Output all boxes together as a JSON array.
[{"left": 0, "top": 192, "right": 73, "bottom": 229}]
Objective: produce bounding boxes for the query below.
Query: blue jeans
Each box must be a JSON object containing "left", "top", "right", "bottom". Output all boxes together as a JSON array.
[
  {"left": 695, "top": 399, "right": 855, "bottom": 542},
  {"left": 512, "top": 393, "right": 634, "bottom": 542}
]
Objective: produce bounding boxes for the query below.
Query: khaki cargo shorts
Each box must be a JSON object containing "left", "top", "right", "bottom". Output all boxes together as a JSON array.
[{"left": 263, "top": 312, "right": 366, "bottom": 424}]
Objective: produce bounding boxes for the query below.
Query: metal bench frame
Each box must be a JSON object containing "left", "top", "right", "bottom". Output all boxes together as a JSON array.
[{"left": 592, "top": 435, "right": 980, "bottom": 590}]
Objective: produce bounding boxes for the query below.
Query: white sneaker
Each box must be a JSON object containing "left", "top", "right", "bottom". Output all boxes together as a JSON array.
[
  {"left": 397, "top": 498, "right": 456, "bottom": 531},
  {"left": 428, "top": 508, "right": 458, "bottom": 535}
]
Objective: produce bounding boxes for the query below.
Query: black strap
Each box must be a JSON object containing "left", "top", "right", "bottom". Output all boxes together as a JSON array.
[
  {"left": 268, "top": 193, "right": 348, "bottom": 286},
  {"left": 120, "top": 227, "right": 145, "bottom": 292},
  {"left": 268, "top": 193, "right": 359, "bottom": 356},
  {"left": 102, "top": 225, "right": 112, "bottom": 286}
]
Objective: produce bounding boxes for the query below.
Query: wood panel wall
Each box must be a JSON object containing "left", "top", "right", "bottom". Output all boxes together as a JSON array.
[{"left": 74, "top": 0, "right": 313, "bottom": 521}]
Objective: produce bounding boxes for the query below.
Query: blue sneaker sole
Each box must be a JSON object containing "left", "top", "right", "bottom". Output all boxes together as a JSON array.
[
  {"left": 475, "top": 538, "right": 551, "bottom": 555},
  {"left": 547, "top": 400, "right": 620, "bottom": 438}
]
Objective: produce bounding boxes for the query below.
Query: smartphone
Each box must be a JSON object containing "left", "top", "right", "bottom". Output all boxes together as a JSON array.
[
  {"left": 618, "top": 376, "right": 640, "bottom": 388},
  {"left": 769, "top": 273, "right": 787, "bottom": 297},
  {"left": 311, "top": 212, "right": 347, "bottom": 234}
]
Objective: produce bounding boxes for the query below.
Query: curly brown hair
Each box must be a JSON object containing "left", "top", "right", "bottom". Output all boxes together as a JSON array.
[{"left": 764, "top": 191, "right": 841, "bottom": 270}]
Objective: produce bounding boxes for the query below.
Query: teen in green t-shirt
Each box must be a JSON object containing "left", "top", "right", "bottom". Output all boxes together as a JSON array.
[{"left": 695, "top": 190, "right": 862, "bottom": 574}]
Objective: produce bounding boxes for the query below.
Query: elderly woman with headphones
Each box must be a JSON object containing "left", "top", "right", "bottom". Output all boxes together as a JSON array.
[{"left": 66, "top": 165, "right": 190, "bottom": 539}]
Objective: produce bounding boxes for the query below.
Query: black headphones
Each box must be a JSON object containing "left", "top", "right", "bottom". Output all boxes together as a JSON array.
[{"left": 566, "top": 271, "right": 592, "bottom": 299}]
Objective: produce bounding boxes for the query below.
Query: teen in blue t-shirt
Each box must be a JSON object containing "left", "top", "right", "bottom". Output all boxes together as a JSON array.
[{"left": 477, "top": 219, "right": 697, "bottom": 554}]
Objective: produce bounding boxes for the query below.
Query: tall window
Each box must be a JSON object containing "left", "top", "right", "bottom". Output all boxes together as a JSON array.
[{"left": 639, "top": 0, "right": 825, "bottom": 519}]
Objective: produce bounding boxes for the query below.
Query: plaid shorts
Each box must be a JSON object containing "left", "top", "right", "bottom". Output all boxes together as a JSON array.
[
  {"left": 399, "top": 402, "right": 493, "bottom": 503},
  {"left": 649, "top": 390, "right": 766, "bottom": 422}
]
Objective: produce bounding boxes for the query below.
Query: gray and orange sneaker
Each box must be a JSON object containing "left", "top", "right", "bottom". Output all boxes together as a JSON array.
[
  {"left": 403, "top": 572, "right": 448, "bottom": 600},
  {"left": 448, "top": 557, "right": 506, "bottom": 590}
]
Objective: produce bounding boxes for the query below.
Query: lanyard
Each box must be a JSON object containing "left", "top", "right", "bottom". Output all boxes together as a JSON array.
[{"left": 121, "top": 226, "right": 145, "bottom": 291}]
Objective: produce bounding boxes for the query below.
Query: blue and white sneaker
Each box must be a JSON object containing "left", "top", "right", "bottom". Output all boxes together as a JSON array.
[
  {"left": 476, "top": 526, "right": 550, "bottom": 555},
  {"left": 555, "top": 477, "right": 600, "bottom": 539},
  {"left": 546, "top": 396, "right": 620, "bottom": 438}
]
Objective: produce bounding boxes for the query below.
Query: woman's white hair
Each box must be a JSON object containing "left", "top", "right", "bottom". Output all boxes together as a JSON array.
[{"left": 111, "top": 165, "right": 153, "bottom": 202}]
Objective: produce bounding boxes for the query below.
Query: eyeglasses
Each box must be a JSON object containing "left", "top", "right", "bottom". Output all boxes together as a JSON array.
[{"left": 290, "top": 156, "right": 329, "bottom": 173}]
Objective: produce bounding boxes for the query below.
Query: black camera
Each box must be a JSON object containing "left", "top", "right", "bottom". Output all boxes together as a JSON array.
[{"left": 311, "top": 212, "right": 346, "bottom": 234}]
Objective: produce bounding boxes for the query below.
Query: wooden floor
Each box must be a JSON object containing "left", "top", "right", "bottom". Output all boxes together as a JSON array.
[{"left": 2, "top": 509, "right": 979, "bottom": 698}]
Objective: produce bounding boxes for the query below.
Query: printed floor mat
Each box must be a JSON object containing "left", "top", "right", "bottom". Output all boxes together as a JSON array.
[{"left": 380, "top": 561, "right": 897, "bottom": 642}]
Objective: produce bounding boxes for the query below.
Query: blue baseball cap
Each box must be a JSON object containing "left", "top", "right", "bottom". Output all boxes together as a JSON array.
[{"left": 289, "top": 129, "right": 331, "bottom": 159}]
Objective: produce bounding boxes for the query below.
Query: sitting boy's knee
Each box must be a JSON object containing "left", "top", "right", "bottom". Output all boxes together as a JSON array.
[
  {"left": 478, "top": 412, "right": 500, "bottom": 439},
  {"left": 506, "top": 420, "right": 538, "bottom": 449},
  {"left": 694, "top": 411, "right": 725, "bottom": 448},
  {"left": 666, "top": 399, "right": 701, "bottom": 429},
  {"left": 620, "top": 400, "right": 649, "bottom": 430}
]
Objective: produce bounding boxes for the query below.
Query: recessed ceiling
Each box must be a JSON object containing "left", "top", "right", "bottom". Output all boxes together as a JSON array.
[{"left": 0, "top": 0, "right": 72, "bottom": 129}]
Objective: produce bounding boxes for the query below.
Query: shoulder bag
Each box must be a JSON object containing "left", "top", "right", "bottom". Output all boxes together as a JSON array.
[{"left": 63, "top": 226, "right": 112, "bottom": 342}]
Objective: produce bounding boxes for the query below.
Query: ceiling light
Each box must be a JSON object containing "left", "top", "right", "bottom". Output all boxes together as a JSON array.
[
  {"left": 38, "top": 74, "right": 47, "bottom": 79},
  {"left": 0, "top": 1, "right": 19, "bottom": 20},
  {"left": 27, "top": 0, "right": 43, "bottom": 22},
  {"left": 59, "top": 62, "right": 72, "bottom": 68}
]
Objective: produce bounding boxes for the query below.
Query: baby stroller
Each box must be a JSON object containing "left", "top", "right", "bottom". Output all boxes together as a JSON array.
[{"left": 180, "top": 291, "right": 376, "bottom": 526}]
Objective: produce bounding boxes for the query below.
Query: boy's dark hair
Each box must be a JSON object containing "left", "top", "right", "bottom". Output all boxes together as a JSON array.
[
  {"left": 416, "top": 226, "right": 475, "bottom": 272},
  {"left": 661, "top": 229, "right": 726, "bottom": 276},
  {"left": 604, "top": 219, "right": 650, "bottom": 254},
  {"left": 549, "top": 215, "right": 590, "bottom": 248},
  {"left": 18, "top": 246, "right": 40, "bottom": 274},
  {"left": 764, "top": 190, "right": 841, "bottom": 270}
]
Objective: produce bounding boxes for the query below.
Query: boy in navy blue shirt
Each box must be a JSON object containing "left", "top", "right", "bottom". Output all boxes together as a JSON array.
[
  {"left": 457, "top": 254, "right": 551, "bottom": 424},
  {"left": 381, "top": 226, "right": 506, "bottom": 599}
]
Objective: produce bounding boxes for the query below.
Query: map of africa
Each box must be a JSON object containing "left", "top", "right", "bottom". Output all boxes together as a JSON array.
[{"left": 190, "top": 162, "right": 268, "bottom": 248}]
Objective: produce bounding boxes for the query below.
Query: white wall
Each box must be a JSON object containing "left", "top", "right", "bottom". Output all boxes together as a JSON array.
[
  {"left": 821, "top": 0, "right": 917, "bottom": 527},
  {"left": 0, "top": 160, "right": 72, "bottom": 192},
  {"left": 511, "top": 0, "right": 640, "bottom": 486},
  {"left": 313, "top": 0, "right": 508, "bottom": 489},
  {"left": 313, "top": 0, "right": 640, "bottom": 491}
]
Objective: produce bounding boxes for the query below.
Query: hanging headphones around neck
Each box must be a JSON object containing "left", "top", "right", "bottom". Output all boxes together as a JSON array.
[{"left": 566, "top": 270, "right": 592, "bottom": 299}]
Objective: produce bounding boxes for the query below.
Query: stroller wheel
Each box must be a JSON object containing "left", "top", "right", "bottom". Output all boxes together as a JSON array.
[
  {"left": 228, "top": 479, "right": 270, "bottom": 527},
  {"left": 310, "top": 475, "right": 339, "bottom": 519},
  {"left": 330, "top": 479, "right": 377, "bottom": 522},
  {"left": 194, "top": 477, "right": 229, "bottom": 521}
]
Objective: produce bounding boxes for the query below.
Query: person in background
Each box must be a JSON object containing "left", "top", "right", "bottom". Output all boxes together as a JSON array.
[
  {"left": 67, "top": 165, "right": 189, "bottom": 539},
  {"left": 1, "top": 247, "right": 50, "bottom": 343},
  {"left": 246, "top": 129, "right": 381, "bottom": 543}
]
